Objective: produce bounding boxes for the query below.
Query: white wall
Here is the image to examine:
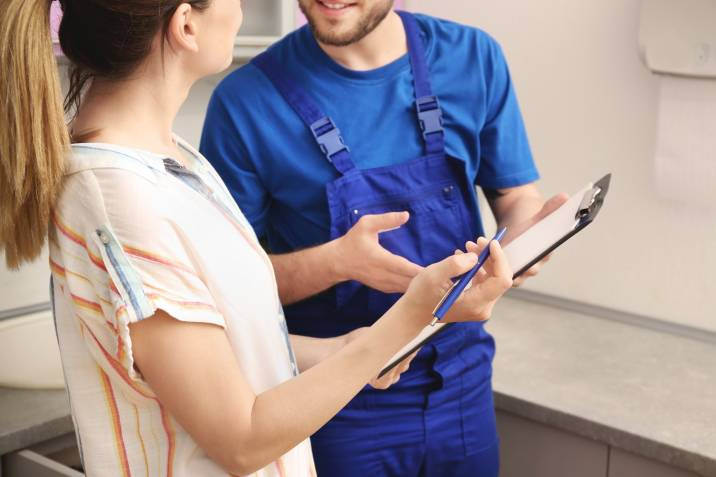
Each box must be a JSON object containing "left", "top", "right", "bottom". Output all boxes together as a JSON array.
[{"left": 407, "top": 0, "right": 716, "bottom": 331}]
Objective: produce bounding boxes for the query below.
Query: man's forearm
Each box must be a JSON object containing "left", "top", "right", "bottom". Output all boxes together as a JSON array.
[
  {"left": 289, "top": 334, "right": 345, "bottom": 372},
  {"left": 270, "top": 240, "right": 345, "bottom": 305},
  {"left": 486, "top": 184, "right": 545, "bottom": 241},
  {"left": 496, "top": 194, "right": 543, "bottom": 229}
]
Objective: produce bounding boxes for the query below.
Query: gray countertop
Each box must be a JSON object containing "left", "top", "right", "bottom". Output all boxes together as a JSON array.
[
  {"left": 1, "top": 296, "right": 715, "bottom": 476},
  {"left": 488, "top": 295, "right": 716, "bottom": 477},
  {"left": 0, "top": 387, "right": 72, "bottom": 456}
]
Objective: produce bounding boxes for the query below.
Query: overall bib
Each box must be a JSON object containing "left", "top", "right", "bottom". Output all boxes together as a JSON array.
[{"left": 253, "top": 12, "right": 500, "bottom": 476}]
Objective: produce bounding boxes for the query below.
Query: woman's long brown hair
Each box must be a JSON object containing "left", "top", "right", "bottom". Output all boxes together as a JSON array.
[
  {"left": 0, "top": 0, "right": 69, "bottom": 269},
  {"left": 0, "top": 0, "right": 210, "bottom": 268}
]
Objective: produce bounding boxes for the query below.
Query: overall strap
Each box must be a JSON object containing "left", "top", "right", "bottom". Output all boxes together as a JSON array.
[
  {"left": 252, "top": 51, "right": 356, "bottom": 175},
  {"left": 397, "top": 11, "right": 446, "bottom": 155}
]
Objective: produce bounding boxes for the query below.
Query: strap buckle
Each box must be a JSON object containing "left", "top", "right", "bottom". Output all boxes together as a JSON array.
[
  {"left": 416, "top": 95, "right": 444, "bottom": 140},
  {"left": 310, "top": 117, "right": 349, "bottom": 162}
]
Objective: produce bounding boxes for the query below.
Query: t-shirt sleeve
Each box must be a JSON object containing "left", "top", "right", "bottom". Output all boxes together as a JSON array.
[
  {"left": 200, "top": 86, "right": 272, "bottom": 238},
  {"left": 53, "top": 170, "right": 225, "bottom": 384},
  {"left": 475, "top": 35, "right": 540, "bottom": 190}
]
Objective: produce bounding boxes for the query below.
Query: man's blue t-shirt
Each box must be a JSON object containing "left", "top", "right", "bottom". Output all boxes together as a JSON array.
[{"left": 200, "top": 13, "right": 539, "bottom": 254}]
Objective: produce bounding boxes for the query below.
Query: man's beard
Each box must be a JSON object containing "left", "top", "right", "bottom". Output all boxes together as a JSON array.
[{"left": 299, "top": 0, "right": 394, "bottom": 47}]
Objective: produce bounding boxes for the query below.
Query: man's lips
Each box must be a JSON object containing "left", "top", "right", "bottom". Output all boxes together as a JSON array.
[{"left": 315, "top": 0, "right": 357, "bottom": 16}]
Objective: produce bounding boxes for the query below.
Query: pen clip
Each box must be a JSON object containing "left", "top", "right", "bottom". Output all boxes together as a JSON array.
[
  {"left": 576, "top": 186, "right": 602, "bottom": 220},
  {"left": 431, "top": 280, "right": 461, "bottom": 325}
]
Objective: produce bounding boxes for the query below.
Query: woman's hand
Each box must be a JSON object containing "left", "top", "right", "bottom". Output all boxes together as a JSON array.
[
  {"left": 343, "top": 327, "right": 418, "bottom": 390},
  {"left": 401, "top": 238, "right": 513, "bottom": 324}
]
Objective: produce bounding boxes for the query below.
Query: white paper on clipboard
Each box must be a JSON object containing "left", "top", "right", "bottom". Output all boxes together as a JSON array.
[{"left": 378, "top": 174, "right": 611, "bottom": 378}]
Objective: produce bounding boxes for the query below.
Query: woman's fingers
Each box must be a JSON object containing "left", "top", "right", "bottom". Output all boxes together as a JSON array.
[
  {"left": 429, "top": 252, "right": 478, "bottom": 283},
  {"left": 465, "top": 237, "right": 489, "bottom": 255},
  {"left": 370, "top": 350, "right": 418, "bottom": 390},
  {"left": 478, "top": 242, "right": 513, "bottom": 298}
]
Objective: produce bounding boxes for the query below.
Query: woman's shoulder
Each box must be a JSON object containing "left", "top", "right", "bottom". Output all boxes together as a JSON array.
[{"left": 57, "top": 144, "right": 171, "bottom": 239}]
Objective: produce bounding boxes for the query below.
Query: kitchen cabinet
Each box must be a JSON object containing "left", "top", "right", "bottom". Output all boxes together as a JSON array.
[
  {"left": 497, "top": 411, "right": 703, "bottom": 477},
  {"left": 2, "top": 434, "right": 82, "bottom": 477},
  {"left": 236, "top": 0, "right": 296, "bottom": 59}
]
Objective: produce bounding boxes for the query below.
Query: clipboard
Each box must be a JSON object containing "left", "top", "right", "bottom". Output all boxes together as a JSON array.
[{"left": 378, "top": 173, "right": 612, "bottom": 378}]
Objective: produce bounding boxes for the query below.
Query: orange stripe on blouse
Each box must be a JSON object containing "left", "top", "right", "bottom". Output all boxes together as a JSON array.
[
  {"left": 123, "top": 245, "right": 196, "bottom": 276},
  {"left": 158, "top": 403, "right": 176, "bottom": 477},
  {"left": 52, "top": 259, "right": 98, "bottom": 289},
  {"left": 52, "top": 214, "right": 107, "bottom": 271},
  {"left": 115, "top": 304, "right": 128, "bottom": 321},
  {"left": 98, "top": 367, "right": 132, "bottom": 477},
  {"left": 86, "top": 314, "right": 175, "bottom": 477},
  {"left": 110, "top": 281, "right": 122, "bottom": 298},
  {"left": 49, "top": 259, "right": 67, "bottom": 278},
  {"left": 71, "top": 294, "right": 102, "bottom": 314},
  {"left": 132, "top": 403, "right": 150, "bottom": 477},
  {"left": 68, "top": 289, "right": 118, "bottom": 333},
  {"left": 78, "top": 318, "right": 155, "bottom": 400}
]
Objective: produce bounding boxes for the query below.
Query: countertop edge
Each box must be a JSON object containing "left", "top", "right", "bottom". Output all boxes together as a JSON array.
[
  {"left": 0, "top": 414, "right": 74, "bottom": 457},
  {"left": 494, "top": 391, "right": 715, "bottom": 477}
]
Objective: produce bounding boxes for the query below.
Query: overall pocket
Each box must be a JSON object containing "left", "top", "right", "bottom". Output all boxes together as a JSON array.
[{"left": 335, "top": 182, "right": 473, "bottom": 311}]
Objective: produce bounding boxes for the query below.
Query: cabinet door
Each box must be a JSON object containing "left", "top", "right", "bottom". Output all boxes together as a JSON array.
[
  {"left": 497, "top": 411, "right": 608, "bottom": 477},
  {"left": 235, "top": 0, "right": 294, "bottom": 59},
  {"left": 608, "top": 448, "right": 701, "bottom": 477},
  {"left": 240, "top": 0, "right": 291, "bottom": 37}
]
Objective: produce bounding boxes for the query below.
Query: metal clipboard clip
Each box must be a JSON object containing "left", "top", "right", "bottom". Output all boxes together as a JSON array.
[{"left": 575, "top": 174, "right": 612, "bottom": 223}]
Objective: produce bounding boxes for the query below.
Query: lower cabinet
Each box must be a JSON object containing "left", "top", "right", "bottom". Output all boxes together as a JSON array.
[
  {"left": 497, "top": 410, "right": 608, "bottom": 477},
  {"left": 1, "top": 433, "right": 83, "bottom": 477},
  {"left": 497, "top": 411, "right": 701, "bottom": 477}
]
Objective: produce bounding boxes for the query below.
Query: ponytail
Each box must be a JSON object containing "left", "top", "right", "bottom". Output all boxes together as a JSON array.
[{"left": 0, "top": 0, "right": 69, "bottom": 268}]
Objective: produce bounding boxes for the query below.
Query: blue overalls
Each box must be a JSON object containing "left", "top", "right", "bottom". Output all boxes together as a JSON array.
[{"left": 253, "top": 12, "right": 500, "bottom": 477}]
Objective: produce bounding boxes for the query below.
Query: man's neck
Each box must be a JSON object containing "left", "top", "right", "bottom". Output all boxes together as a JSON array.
[{"left": 318, "top": 11, "right": 407, "bottom": 71}]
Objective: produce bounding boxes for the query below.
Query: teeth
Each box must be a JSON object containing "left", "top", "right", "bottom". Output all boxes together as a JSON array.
[{"left": 321, "top": 1, "right": 348, "bottom": 9}]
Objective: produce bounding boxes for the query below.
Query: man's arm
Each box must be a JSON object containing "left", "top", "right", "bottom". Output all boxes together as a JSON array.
[
  {"left": 485, "top": 183, "right": 568, "bottom": 286},
  {"left": 289, "top": 332, "right": 418, "bottom": 390},
  {"left": 270, "top": 212, "right": 423, "bottom": 305}
]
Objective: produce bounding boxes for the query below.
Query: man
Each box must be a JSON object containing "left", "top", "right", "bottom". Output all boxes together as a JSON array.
[{"left": 201, "top": 1, "right": 565, "bottom": 475}]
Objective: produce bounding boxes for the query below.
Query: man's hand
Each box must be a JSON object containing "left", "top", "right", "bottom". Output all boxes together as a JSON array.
[
  {"left": 501, "top": 193, "right": 569, "bottom": 286},
  {"left": 333, "top": 212, "right": 423, "bottom": 293}
]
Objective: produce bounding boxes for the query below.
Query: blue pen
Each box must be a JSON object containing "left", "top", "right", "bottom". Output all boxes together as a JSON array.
[{"left": 430, "top": 227, "right": 508, "bottom": 325}]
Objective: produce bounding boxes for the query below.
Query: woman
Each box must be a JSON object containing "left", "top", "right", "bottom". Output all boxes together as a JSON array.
[{"left": 0, "top": 1, "right": 513, "bottom": 475}]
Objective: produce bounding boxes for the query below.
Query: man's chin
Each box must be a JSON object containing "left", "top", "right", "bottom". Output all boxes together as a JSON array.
[
  {"left": 302, "top": 0, "right": 394, "bottom": 48},
  {"left": 313, "top": 27, "right": 360, "bottom": 47}
]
